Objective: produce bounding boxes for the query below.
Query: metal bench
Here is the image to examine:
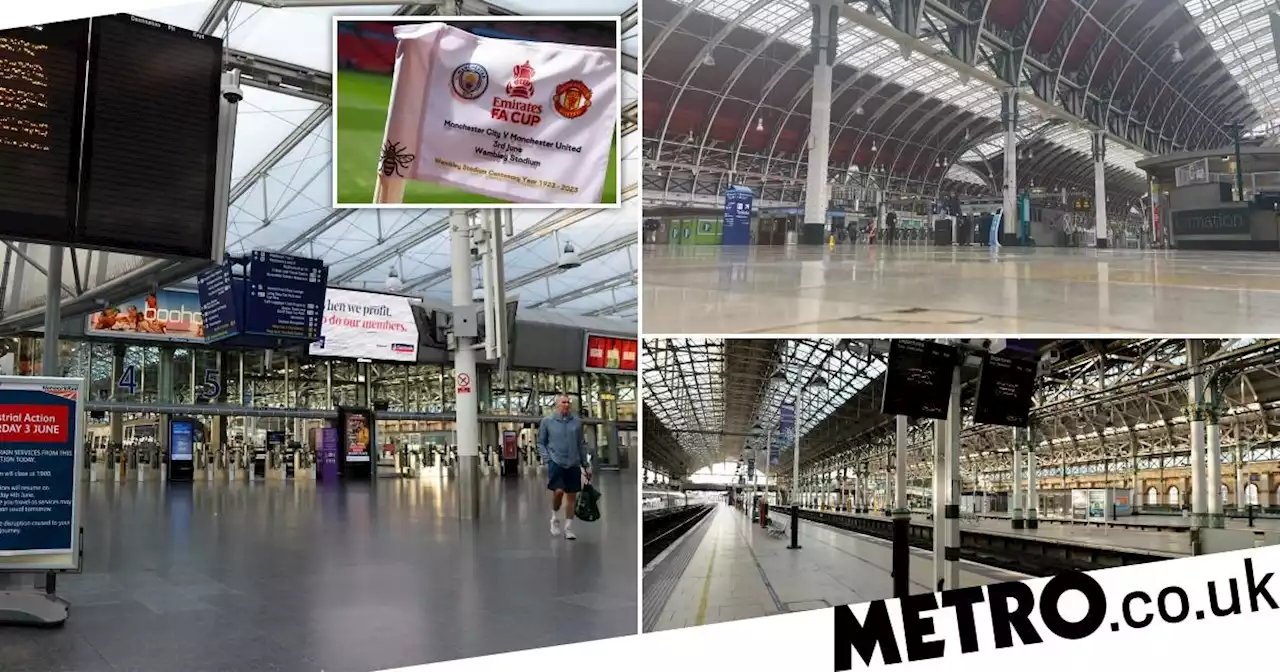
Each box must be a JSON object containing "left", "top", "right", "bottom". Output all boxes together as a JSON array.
[{"left": 767, "top": 510, "right": 790, "bottom": 539}]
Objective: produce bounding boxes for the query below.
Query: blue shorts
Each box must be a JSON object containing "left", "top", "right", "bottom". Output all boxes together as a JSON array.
[{"left": 547, "top": 462, "right": 582, "bottom": 493}]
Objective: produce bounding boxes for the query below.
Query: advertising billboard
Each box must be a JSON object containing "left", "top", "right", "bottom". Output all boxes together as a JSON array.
[
  {"left": 86, "top": 289, "right": 205, "bottom": 342},
  {"left": 582, "top": 333, "right": 637, "bottom": 374},
  {"left": 309, "top": 288, "right": 421, "bottom": 362}
]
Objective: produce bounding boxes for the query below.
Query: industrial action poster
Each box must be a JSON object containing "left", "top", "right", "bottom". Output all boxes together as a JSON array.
[{"left": 379, "top": 23, "right": 618, "bottom": 204}]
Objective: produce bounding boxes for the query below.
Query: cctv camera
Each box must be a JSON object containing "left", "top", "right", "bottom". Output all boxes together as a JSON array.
[
  {"left": 558, "top": 242, "right": 582, "bottom": 270},
  {"left": 1041, "top": 348, "right": 1061, "bottom": 364},
  {"left": 221, "top": 81, "right": 244, "bottom": 104}
]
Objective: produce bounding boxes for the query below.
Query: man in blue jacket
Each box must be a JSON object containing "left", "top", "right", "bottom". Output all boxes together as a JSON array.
[{"left": 538, "top": 395, "right": 592, "bottom": 540}]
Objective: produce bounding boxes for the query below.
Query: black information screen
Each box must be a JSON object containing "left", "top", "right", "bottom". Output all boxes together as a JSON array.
[
  {"left": 973, "top": 353, "right": 1037, "bottom": 427},
  {"left": 0, "top": 20, "right": 89, "bottom": 242},
  {"left": 78, "top": 14, "right": 223, "bottom": 258},
  {"left": 881, "top": 339, "right": 957, "bottom": 420}
]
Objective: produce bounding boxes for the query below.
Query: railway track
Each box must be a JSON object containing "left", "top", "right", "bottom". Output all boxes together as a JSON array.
[{"left": 642, "top": 504, "right": 715, "bottom": 566}]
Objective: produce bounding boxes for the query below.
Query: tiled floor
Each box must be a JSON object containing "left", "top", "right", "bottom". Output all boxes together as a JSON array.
[
  {"left": 641, "top": 244, "right": 1280, "bottom": 333},
  {"left": 0, "top": 471, "right": 637, "bottom": 672},
  {"left": 648, "top": 505, "right": 1026, "bottom": 631}
]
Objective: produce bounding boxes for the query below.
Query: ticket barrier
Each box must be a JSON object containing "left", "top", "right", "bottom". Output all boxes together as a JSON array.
[
  {"left": 136, "top": 446, "right": 163, "bottom": 482},
  {"left": 252, "top": 448, "right": 267, "bottom": 479},
  {"left": 296, "top": 447, "right": 315, "bottom": 481}
]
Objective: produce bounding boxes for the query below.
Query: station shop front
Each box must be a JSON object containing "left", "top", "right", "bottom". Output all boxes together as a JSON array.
[{"left": 20, "top": 336, "right": 637, "bottom": 482}]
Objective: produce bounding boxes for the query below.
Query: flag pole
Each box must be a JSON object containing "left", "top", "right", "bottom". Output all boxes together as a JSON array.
[{"left": 374, "top": 174, "right": 406, "bottom": 205}]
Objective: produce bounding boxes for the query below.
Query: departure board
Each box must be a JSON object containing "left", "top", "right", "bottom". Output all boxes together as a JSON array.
[
  {"left": 881, "top": 339, "right": 956, "bottom": 420},
  {"left": 78, "top": 14, "right": 223, "bottom": 258},
  {"left": 973, "top": 353, "right": 1037, "bottom": 427},
  {"left": 0, "top": 20, "right": 89, "bottom": 242}
]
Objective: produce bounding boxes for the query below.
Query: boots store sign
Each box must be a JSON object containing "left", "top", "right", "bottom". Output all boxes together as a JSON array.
[{"left": 1172, "top": 208, "right": 1252, "bottom": 236}]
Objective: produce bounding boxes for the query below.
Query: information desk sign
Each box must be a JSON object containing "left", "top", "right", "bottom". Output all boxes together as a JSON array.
[
  {"left": 973, "top": 353, "right": 1037, "bottom": 427},
  {"left": 0, "top": 376, "right": 84, "bottom": 571},
  {"left": 243, "top": 251, "right": 328, "bottom": 340},
  {"left": 881, "top": 339, "right": 957, "bottom": 420}
]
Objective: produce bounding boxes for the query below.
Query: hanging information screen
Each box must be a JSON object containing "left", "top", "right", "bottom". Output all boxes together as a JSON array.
[
  {"left": 0, "top": 15, "right": 223, "bottom": 259},
  {"left": 242, "top": 251, "right": 328, "bottom": 340},
  {"left": 881, "top": 339, "right": 956, "bottom": 420},
  {"left": 973, "top": 352, "right": 1037, "bottom": 427},
  {"left": 195, "top": 263, "right": 238, "bottom": 342},
  {"left": 0, "top": 376, "right": 84, "bottom": 571}
]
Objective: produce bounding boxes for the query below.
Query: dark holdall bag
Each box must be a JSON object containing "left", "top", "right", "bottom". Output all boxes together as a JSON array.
[{"left": 575, "top": 482, "right": 601, "bottom": 522}]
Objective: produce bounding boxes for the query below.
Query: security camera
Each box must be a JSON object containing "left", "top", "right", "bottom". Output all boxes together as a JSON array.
[
  {"left": 1041, "top": 348, "right": 1061, "bottom": 365},
  {"left": 558, "top": 242, "right": 582, "bottom": 270},
  {"left": 221, "top": 81, "right": 244, "bottom": 104},
  {"left": 959, "top": 338, "right": 1006, "bottom": 354}
]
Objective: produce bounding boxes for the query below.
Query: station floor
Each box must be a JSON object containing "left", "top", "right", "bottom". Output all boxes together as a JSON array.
[
  {"left": 644, "top": 504, "right": 1027, "bottom": 632},
  {"left": 0, "top": 470, "right": 637, "bottom": 672},
  {"left": 641, "top": 244, "right": 1280, "bottom": 334}
]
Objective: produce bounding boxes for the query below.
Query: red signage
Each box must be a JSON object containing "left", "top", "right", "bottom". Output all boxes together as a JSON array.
[
  {"left": 456, "top": 372, "right": 472, "bottom": 394},
  {"left": 583, "top": 334, "right": 638, "bottom": 374},
  {"left": 0, "top": 405, "right": 71, "bottom": 443},
  {"left": 502, "top": 430, "right": 518, "bottom": 460}
]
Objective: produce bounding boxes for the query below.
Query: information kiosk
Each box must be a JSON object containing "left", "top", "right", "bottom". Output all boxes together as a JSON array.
[
  {"left": 0, "top": 376, "right": 86, "bottom": 626},
  {"left": 167, "top": 417, "right": 196, "bottom": 482}
]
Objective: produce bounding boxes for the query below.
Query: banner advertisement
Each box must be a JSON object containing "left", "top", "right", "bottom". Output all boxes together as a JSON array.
[
  {"left": 308, "top": 288, "right": 420, "bottom": 362},
  {"left": 776, "top": 403, "right": 794, "bottom": 464},
  {"left": 583, "top": 334, "right": 638, "bottom": 373},
  {"left": 380, "top": 23, "right": 618, "bottom": 204},
  {"left": 0, "top": 376, "right": 83, "bottom": 569},
  {"left": 86, "top": 289, "right": 205, "bottom": 343},
  {"left": 345, "top": 413, "right": 370, "bottom": 463}
]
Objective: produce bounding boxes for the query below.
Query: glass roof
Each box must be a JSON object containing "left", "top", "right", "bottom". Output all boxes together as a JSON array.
[
  {"left": 643, "top": 338, "right": 887, "bottom": 469},
  {"left": 1186, "top": 0, "right": 1278, "bottom": 136},
  {"left": 670, "top": 0, "right": 1152, "bottom": 186},
  {"left": 127, "top": 0, "right": 641, "bottom": 321}
]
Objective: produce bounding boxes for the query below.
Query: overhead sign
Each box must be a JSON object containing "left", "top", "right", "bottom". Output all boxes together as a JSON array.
[
  {"left": 0, "top": 376, "right": 84, "bottom": 570},
  {"left": 881, "top": 339, "right": 957, "bottom": 420},
  {"left": 1174, "top": 157, "right": 1210, "bottom": 188},
  {"left": 722, "top": 186, "right": 754, "bottom": 245},
  {"left": 1072, "top": 197, "right": 1093, "bottom": 213},
  {"left": 195, "top": 264, "right": 237, "bottom": 342},
  {"left": 86, "top": 289, "right": 205, "bottom": 343},
  {"left": 583, "top": 334, "right": 638, "bottom": 374},
  {"left": 1171, "top": 208, "right": 1251, "bottom": 236},
  {"left": 243, "top": 251, "right": 327, "bottom": 339},
  {"left": 379, "top": 22, "right": 618, "bottom": 204},
  {"left": 309, "top": 288, "right": 420, "bottom": 362},
  {"left": 0, "top": 15, "right": 224, "bottom": 259},
  {"left": 973, "top": 353, "right": 1038, "bottom": 427}
]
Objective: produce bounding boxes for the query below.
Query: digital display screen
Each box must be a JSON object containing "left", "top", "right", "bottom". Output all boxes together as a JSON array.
[
  {"left": 242, "top": 251, "right": 327, "bottom": 340},
  {"left": 78, "top": 14, "right": 223, "bottom": 257},
  {"left": 0, "top": 20, "right": 89, "bottom": 242},
  {"left": 583, "top": 334, "right": 637, "bottom": 373},
  {"left": 973, "top": 353, "right": 1037, "bottom": 427},
  {"left": 0, "top": 15, "right": 222, "bottom": 259},
  {"left": 881, "top": 339, "right": 956, "bottom": 420}
]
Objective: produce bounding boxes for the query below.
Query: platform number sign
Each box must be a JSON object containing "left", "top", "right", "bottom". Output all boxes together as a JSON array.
[
  {"left": 117, "top": 365, "right": 139, "bottom": 394},
  {"left": 199, "top": 369, "right": 221, "bottom": 400}
]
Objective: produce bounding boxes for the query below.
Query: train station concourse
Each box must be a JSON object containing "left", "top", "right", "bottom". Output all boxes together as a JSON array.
[
  {"left": 0, "top": 1, "right": 640, "bottom": 670},
  {"left": 641, "top": 338, "right": 1280, "bottom": 631},
  {"left": 640, "top": 0, "right": 1280, "bottom": 334}
]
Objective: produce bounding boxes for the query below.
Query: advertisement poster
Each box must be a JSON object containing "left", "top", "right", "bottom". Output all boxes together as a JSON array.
[
  {"left": 1071, "top": 489, "right": 1088, "bottom": 521},
  {"left": 345, "top": 414, "right": 370, "bottom": 463},
  {"left": 308, "top": 288, "right": 420, "bottom": 362},
  {"left": 319, "top": 427, "right": 339, "bottom": 481},
  {"left": 1088, "top": 489, "right": 1106, "bottom": 521},
  {"left": 502, "top": 430, "right": 518, "bottom": 460},
  {"left": 381, "top": 23, "right": 618, "bottom": 204},
  {"left": 86, "top": 289, "right": 205, "bottom": 342},
  {"left": 583, "top": 334, "right": 637, "bottom": 373},
  {"left": 0, "top": 377, "right": 81, "bottom": 562}
]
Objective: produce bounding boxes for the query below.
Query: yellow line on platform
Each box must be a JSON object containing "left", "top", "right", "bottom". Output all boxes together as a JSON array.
[{"left": 694, "top": 534, "right": 720, "bottom": 625}]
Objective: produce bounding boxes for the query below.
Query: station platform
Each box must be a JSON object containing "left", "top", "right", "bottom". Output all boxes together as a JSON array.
[
  {"left": 0, "top": 471, "right": 636, "bottom": 672},
  {"left": 644, "top": 504, "right": 1027, "bottom": 632},
  {"left": 641, "top": 245, "right": 1280, "bottom": 334}
]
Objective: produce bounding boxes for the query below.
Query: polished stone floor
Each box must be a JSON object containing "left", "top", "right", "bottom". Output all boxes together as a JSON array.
[
  {"left": 0, "top": 472, "right": 637, "bottom": 672},
  {"left": 642, "top": 244, "right": 1280, "bottom": 333}
]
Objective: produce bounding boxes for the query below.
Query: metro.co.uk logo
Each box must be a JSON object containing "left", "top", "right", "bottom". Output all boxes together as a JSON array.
[{"left": 835, "top": 552, "right": 1279, "bottom": 669}]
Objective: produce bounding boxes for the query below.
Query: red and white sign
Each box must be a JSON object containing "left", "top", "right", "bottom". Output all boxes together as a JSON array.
[
  {"left": 378, "top": 22, "right": 619, "bottom": 204},
  {"left": 0, "top": 404, "right": 70, "bottom": 442},
  {"left": 456, "top": 372, "right": 472, "bottom": 394},
  {"left": 308, "top": 288, "right": 420, "bottom": 362},
  {"left": 583, "top": 334, "right": 637, "bottom": 374}
]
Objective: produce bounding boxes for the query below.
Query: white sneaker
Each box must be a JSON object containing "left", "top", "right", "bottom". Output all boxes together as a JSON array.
[
  {"left": 563, "top": 522, "right": 577, "bottom": 540},
  {"left": 550, "top": 515, "right": 561, "bottom": 536}
]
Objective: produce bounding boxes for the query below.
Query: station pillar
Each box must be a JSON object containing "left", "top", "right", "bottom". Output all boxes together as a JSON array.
[
  {"left": 1000, "top": 87, "right": 1019, "bottom": 245},
  {"left": 944, "top": 366, "right": 961, "bottom": 592},
  {"left": 451, "top": 210, "right": 480, "bottom": 519},
  {"left": 1207, "top": 401, "right": 1224, "bottom": 529},
  {"left": 891, "top": 414, "right": 910, "bottom": 599},
  {"left": 1025, "top": 443, "right": 1038, "bottom": 529},
  {"left": 931, "top": 417, "right": 946, "bottom": 590},
  {"left": 1092, "top": 130, "right": 1109, "bottom": 248},
  {"left": 1187, "top": 339, "right": 1207, "bottom": 528},
  {"left": 801, "top": 0, "right": 839, "bottom": 245},
  {"left": 1011, "top": 428, "right": 1024, "bottom": 529}
]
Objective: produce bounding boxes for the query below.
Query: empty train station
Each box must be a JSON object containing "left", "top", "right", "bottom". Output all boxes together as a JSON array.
[
  {"left": 641, "top": 338, "right": 1280, "bottom": 630},
  {"left": 640, "top": 0, "right": 1280, "bottom": 334}
]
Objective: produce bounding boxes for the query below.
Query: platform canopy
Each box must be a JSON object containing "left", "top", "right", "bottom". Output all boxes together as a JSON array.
[
  {"left": 0, "top": 0, "right": 639, "bottom": 333},
  {"left": 642, "top": 0, "right": 1275, "bottom": 209}
]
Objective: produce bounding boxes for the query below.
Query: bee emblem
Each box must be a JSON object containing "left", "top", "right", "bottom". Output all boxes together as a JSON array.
[{"left": 379, "top": 141, "right": 415, "bottom": 178}]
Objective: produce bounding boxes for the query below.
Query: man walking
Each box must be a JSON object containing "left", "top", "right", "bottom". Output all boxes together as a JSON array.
[{"left": 538, "top": 395, "right": 592, "bottom": 540}]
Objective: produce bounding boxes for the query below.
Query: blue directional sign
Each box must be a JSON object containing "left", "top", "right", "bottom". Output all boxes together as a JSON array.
[
  {"left": 722, "top": 186, "right": 754, "bottom": 245},
  {"left": 196, "top": 263, "right": 238, "bottom": 343},
  {"left": 243, "top": 251, "right": 327, "bottom": 340},
  {"left": 775, "top": 403, "right": 795, "bottom": 464}
]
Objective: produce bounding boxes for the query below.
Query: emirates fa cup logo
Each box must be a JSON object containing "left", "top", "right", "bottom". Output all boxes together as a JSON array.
[{"left": 506, "top": 61, "right": 535, "bottom": 99}]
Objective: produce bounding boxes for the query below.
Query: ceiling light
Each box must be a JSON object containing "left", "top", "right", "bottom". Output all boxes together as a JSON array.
[
  {"left": 385, "top": 266, "right": 403, "bottom": 292},
  {"left": 756, "top": 117, "right": 764, "bottom": 132},
  {"left": 808, "top": 374, "right": 828, "bottom": 391},
  {"left": 1171, "top": 44, "right": 1183, "bottom": 64},
  {"left": 855, "top": 105, "right": 864, "bottom": 115},
  {"left": 702, "top": 53, "right": 716, "bottom": 67},
  {"left": 771, "top": 369, "right": 788, "bottom": 384},
  {"left": 870, "top": 140, "right": 877, "bottom": 152}
]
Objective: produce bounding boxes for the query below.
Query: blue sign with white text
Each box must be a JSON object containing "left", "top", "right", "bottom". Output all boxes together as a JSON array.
[
  {"left": 170, "top": 419, "right": 194, "bottom": 461},
  {"left": 196, "top": 263, "right": 238, "bottom": 343},
  {"left": 0, "top": 384, "right": 78, "bottom": 554},
  {"left": 722, "top": 186, "right": 754, "bottom": 245},
  {"left": 242, "top": 251, "right": 328, "bottom": 340},
  {"left": 775, "top": 403, "right": 795, "bottom": 464}
]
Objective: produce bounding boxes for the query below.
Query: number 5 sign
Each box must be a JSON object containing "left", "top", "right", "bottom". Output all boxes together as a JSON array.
[{"left": 456, "top": 373, "right": 472, "bottom": 394}]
